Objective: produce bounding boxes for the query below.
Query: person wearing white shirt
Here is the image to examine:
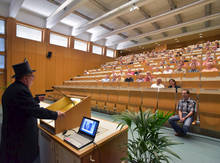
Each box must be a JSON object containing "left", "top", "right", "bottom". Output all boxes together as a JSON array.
[
  {"left": 163, "top": 66, "right": 173, "bottom": 74},
  {"left": 151, "top": 78, "right": 165, "bottom": 89},
  {"left": 101, "top": 75, "right": 110, "bottom": 82}
]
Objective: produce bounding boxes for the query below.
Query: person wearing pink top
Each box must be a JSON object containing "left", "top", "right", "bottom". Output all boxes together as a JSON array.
[
  {"left": 201, "top": 61, "right": 218, "bottom": 72},
  {"left": 144, "top": 71, "right": 153, "bottom": 82}
]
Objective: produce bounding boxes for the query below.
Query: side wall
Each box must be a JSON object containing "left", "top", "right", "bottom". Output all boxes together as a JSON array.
[{"left": 4, "top": 18, "right": 114, "bottom": 96}]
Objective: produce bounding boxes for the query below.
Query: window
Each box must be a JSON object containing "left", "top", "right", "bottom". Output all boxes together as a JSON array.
[
  {"left": 0, "top": 55, "right": 5, "bottom": 69},
  {"left": 106, "top": 49, "right": 115, "bottom": 58},
  {"left": 0, "top": 20, "right": 5, "bottom": 34},
  {"left": 0, "top": 38, "right": 5, "bottom": 52},
  {"left": 74, "top": 39, "right": 87, "bottom": 51},
  {"left": 92, "top": 45, "right": 102, "bottom": 55},
  {"left": 50, "top": 33, "right": 68, "bottom": 47},
  {"left": 16, "top": 24, "right": 42, "bottom": 42}
]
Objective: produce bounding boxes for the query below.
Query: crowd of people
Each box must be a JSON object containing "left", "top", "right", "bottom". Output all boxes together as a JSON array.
[
  {"left": 87, "top": 40, "right": 219, "bottom": 86},
  {"left": 96, "top": 40, "right": 220, "bottom": 74}
]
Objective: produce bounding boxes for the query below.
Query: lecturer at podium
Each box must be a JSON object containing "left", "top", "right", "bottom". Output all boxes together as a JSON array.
[{"left": 0, "top": 60, "right": 64, "bottom": 163}]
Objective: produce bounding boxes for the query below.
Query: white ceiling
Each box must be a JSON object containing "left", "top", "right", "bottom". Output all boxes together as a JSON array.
[{"left": 0, "top": 0, "right": 220, "bottom": 50}]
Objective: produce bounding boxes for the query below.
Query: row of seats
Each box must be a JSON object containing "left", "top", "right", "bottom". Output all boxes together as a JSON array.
[{"left": 50, "top": 86, "right": 220, "bottom": 132}]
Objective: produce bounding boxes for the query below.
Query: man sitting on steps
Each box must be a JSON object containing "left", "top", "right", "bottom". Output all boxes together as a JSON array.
[{"left": 168, "top": 89, "right": 195, "bottom": 137}]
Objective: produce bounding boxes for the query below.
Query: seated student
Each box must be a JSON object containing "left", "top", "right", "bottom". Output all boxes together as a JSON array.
[
  {"left": 101, "top": 75, "right": 110, "bottom": 82},
  {"left": 152, "top": 67, "right": 162, "bottom": 75},
  {"left": 124, "top": 74, "right": 134, "bottom": 82},
  {"left": 84, "top": 70, "right": 89, "bottom": 75},
  {"left": 163, "top": 65, "right": 173, "bottom": 74},
  {"left": 136, "top": 74, "right": 145, "bottom": 82},
  {"left": 144, "top": 71, "right": 153, "bottom": 82},
  {"left": 188, "top": 62, "right": 199, "bottom": 73},
  {"left": 127, "top": 68, "right": 134, "bottom": 76},
  {"left": 202, "top": 56, "right": 216, "bottom": 66},
  {"left": 151, "top": 78, "right": 165, "bottom": 89},
  {"left": 174, "top": 64, "right": 186, "bottom": 73},
  {"left": 110, "top": 71, "right": 117, "bottom": 77},
  {"left": 189, "top": 56, "right": 200, "bottom": 67},
  {"left": 116, "top": 75, "right": 124, "bottom": 82},
  {"left": 168, "top": 89, "right": 195, "bottom": 136},
  {"left": 134, "top": 69, "right": 142, "bottom": 75},
  {"left": 201, "top": 61, "right": 218, "bottom": 72},
  {"left": 168, "top": 79, "right": 181, "bottom": 89},
  {"left": 111, "top": 74, "right": 117, "bottom": 82}
]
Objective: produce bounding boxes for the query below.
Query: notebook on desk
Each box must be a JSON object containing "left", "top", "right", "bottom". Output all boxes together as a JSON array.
[{"left": 64, "top": 117, "right": 99, "bottom": 150}]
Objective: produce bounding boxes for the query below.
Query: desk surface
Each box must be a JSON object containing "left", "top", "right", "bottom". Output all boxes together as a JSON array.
[{"left": 39, "top": 116, "right": 128, "bottom": 158}]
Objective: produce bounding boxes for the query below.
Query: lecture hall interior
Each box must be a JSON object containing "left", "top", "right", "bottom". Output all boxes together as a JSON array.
[{"left": 0, "top": 0, "right": 220, "bottom": 163}]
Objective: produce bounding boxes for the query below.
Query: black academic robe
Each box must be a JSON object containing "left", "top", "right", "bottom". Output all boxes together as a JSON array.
[{"left": 0, "top": 80, "right": 58, "bottom": 163}]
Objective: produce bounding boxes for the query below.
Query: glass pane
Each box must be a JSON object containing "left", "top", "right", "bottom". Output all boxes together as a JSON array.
[
  {"left": 0, "top": 38, "right": 5, "bottom": 52},
  {"left": 16, "top": 24, "right": 42, "bottom": 42},
  {"left": 50, "top": 33, "right": 68, "bottom": 47},
  {"left": 106, "top": 49, "right": 114, "bottom": 58},
  {"left": 0, "top": 55, "right": 5, "bottom": 69},
  {"left": 0, "top": 20, "right": 5, "bottom": 34},
  {"left": 74, "top": 40, "right": 87, "bottom": 51},
  {"left": 92, "top": 45, "right": 102, "bottom": 55}
]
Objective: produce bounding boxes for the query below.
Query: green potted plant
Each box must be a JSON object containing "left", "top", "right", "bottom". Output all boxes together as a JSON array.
[{"left": 114, "top": 109, "right": 181, "bottom": 163}]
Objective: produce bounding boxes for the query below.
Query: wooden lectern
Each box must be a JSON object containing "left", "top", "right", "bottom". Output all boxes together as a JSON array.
[{"left": 40, "top": 95, "right": 91, "bottom": 134}]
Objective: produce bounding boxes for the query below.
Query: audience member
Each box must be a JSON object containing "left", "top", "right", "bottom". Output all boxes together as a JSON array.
[
  {"left": 124, "top": 74, "right": 134, "bottom": 82},
  {"left": 189, "top": 56, "right": 200, "bottom": 67},
  {"left": 101, "top": 75, "right": 110, "bottom": 82},
  {"left": 127, "top": 68, "right": 134, "bottom": 76},
  {"left": 136, "top": 74, "right": 145, "bottom": 82},
  {"left": 168, "top": 89, "right": 195, "bottom": 136},
  {"left": 168, "top": 79, "right": 181, "bottom": 92},
  {"left": 201, "top": 61, "right": 218, "bottom": 72},
  {"left": 111, "top": 74, "right": 117, "bottom": 82},
  {"left": 151, "top": 78, "right": 165, "bottom": 89},
  {"left": 202, "top": 56, "right": 216, "bottom": 66},
  {"left": 152, "top": 67, "right": 162, "bottom": 75},
  {"left": 84, "top": 70, "right": 89, "bottom": 75},
  {"left": 188, "top": 62, "right": 199, "bottom": 73},
  {"left": 174, "top": 64, "right": 186, "bottom": 73},
  {"left": 163, "top": 65, "right": 173, "bottom": 74},
  {"left": 144, "top": 71, "right": 153, "bottom": 82},
  {"left": 134, "top": 69, "right": 142, "bottom": 75},
  {"left": 116, "top": 75, "right": 124, "bottom": 82}
]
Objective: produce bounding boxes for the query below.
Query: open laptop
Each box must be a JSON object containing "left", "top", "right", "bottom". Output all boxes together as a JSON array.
[{"left": 64, "top": 117, "right": 99, "bottom": 150}]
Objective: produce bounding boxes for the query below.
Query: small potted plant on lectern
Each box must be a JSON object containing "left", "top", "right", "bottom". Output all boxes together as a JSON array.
[{"left": 114, "top": 109, "right": 181, "bottom": 163}]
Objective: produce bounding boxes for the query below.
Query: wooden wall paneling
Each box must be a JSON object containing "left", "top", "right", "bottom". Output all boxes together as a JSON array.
[
  {"left": 200, "top": 81, "right": 220, "bottom": 89},
  {"left": 24, "top": 40, "right": 44, "bottom": 95},
  {"left": 128, "top": 90, "right": 142, "bottom": 112},
  {"left": 157, "top": 89, "right": 176, "bottom": 114},
  {"left": 55, "top": 46, "right": 65, "bottom": 86},
  {"left": 116, "top": 89, "right": 129, "bottom": 112},
  {"left": 0, "top": 73, "right": 5, "bottom": 102},
  {"left": 106, "top": 89, "right": 118, "bottom": 112},
  {"left": 96, "top": 89, "right": 107, "bottom": 110},
  {"left": 12, "top": 37, "right": 25, "bottom": 66},
  {"left": 141, "top": 89, "right": 157, "bottom": 112},
  {"left": 5, "top": 19, "right": 114, "bottom": 95},
  {"left": 199, "top": 91, "right": 220, "bottom": 131},
  {"left": 46, "top": 46, "right": 56, "bottom": 90},
  {"left": 6, "top": 18, "right": 16, "bottom": 83}
]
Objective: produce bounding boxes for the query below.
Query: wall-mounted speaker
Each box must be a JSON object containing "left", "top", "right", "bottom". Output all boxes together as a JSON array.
[{"left": 46, "top": 51, "right": 52, "bottom": 58}]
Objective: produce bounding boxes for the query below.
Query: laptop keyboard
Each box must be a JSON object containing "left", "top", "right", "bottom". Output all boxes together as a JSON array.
[{"left": 66, "top": 133, "right": 91, "bottom": 148}]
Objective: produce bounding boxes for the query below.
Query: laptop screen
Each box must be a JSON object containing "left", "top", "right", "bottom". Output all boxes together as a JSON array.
[{"left": 79, "top": 117, "right": 99, "bottom": 138}]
